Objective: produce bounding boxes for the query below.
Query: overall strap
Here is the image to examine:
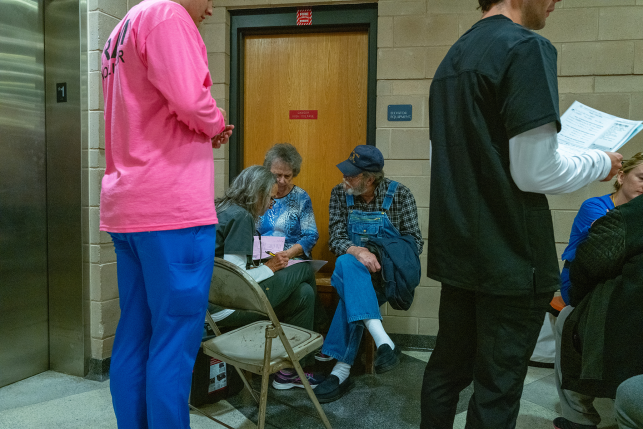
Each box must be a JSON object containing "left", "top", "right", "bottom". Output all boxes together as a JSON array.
[
  {"left": 345, "top": 192, "right": 355, "bottom": 208},
  {"left": 382, "top": 181, "right": 398, "bottom": 211}
]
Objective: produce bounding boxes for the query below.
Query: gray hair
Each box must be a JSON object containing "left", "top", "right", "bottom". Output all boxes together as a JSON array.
[
  {"left": 263, "top": 143, "right": 303, "bottom": 177},
  {"left": 216, "top": 165, "right": 276, "bottom": 221},
  {"left": 363, "top": 170, "right": 385, "bottom": 187}
]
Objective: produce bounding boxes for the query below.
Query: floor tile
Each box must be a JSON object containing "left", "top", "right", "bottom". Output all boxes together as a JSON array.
[
  {"left": 454, "top": 399, "right": 560, "bottom": 429},
  {"left": 0, "top": 371, "right": 107, "bottom": 412},
  {"left": 402, "top": 350, "right": 431, "bottom": 363},
  {"left": 524, "top": 366, "right": 555, "bottom": 386},
  {"left": 0, "top": 387, "right": 116, "bottom": 429}
]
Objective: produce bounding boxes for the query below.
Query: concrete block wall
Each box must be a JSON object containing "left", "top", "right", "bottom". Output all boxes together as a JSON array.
[{"left": 84, "top": 0, "right": 643, "bottom": 362}]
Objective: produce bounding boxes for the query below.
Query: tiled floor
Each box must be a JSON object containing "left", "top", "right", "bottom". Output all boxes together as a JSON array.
[{"left": 0, "top": 350, "right": 618, "bottom": 429}]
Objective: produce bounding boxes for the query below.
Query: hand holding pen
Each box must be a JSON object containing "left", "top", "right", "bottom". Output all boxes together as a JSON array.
[{"left": 263, "top": 250, "right": 289, "bottom": 273}]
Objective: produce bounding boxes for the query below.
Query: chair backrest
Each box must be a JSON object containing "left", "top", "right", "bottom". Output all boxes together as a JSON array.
[{"left": 209, "top": 258, "right": 279, "bottom": 322}]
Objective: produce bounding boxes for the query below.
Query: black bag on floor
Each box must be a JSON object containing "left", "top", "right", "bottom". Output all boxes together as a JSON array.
[{"left": 190, "top": 327, "right": 244, "bottom": 407}]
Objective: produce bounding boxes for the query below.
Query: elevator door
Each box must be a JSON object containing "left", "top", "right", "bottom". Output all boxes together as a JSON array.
[{"left": 0, "top": 0, "right": 49, "bottom": 387}]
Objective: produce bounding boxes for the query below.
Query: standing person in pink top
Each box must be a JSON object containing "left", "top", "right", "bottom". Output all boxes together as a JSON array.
[{"left": 100, "top": 0, "right": 233, "bottom": 427}]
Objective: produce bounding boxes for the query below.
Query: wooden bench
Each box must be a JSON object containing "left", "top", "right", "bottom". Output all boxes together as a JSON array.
[{"left": 316, "top": 273, "right": 376, "bottom": 374}]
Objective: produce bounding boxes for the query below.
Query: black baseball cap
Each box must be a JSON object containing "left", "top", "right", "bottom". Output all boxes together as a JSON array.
[{"left": 336, "top": 145, "right": 384, "bottom": 176}]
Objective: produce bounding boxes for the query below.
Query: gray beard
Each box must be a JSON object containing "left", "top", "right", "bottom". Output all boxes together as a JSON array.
[{"left": 344, "top": 180, "right": 366, "bottom": 196}]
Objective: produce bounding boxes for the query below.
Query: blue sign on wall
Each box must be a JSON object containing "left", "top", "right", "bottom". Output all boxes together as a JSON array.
[{"left": 388, "top": 104, "right": 412, "bottom": 121}]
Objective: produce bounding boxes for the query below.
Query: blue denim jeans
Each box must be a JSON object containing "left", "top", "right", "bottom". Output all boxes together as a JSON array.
[{"left": 321, "top": 254, "right": 386, "bottom": 365}]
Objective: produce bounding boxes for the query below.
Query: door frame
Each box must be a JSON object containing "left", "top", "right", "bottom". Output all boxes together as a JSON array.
[{"left": 228, "top": 3, "right": 378, "bottom": 179}]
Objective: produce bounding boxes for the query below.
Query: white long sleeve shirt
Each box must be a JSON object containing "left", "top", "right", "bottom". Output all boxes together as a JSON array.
[{"left": 509, "top": 122, "right": 611, "bottom": 194}]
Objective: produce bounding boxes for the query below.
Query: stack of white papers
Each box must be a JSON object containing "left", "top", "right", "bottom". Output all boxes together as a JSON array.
[{"left": 558, "top": 101, "right": 643, "bottom": 157}]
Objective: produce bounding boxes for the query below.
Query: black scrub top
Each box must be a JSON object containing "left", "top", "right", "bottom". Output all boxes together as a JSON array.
[{"left": 427, "top": 15, "right": 562, "bottom": 295}]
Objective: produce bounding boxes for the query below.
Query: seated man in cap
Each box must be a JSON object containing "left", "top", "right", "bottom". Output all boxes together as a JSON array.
[{"left": 315, "top": 145, "right": 423, "bottom": 403}]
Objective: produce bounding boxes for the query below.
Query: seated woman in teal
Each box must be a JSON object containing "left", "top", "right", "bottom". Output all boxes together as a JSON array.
[
  {"left": 257, "top": 143, "right": 319, "bottom": 259},
  {"left": 560, "top": 152, "right": 643, "bottom": 304}
]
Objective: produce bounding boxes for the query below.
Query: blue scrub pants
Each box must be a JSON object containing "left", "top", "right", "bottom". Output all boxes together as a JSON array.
[{"left": 108, "top": 225, "right": 216, "bottom": 429}]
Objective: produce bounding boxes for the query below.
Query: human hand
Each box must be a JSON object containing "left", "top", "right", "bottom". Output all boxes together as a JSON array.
[
  {"left": 350, "top": 246, "right": 381, "bottom": 273},
  {"left": 264, "top": 251, "right": 289, "bottom": 273},
  {"left": 601, "top": 152, "right": 624, "bottom": 182},
  {"left": 212, "top": 124, "right": 234, "bottom": 149}
]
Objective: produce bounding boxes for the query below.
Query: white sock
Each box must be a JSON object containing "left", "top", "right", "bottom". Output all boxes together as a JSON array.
[
  {"left": 330, "top": 362, "right": 351, "bottom": 384},
  {"left": 364, "top": 319, "right": 394, "bottom": 350}
]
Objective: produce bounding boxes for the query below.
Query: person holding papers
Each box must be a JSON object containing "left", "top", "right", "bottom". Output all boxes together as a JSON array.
[
  {"left": 422, "top": 0, "right": 625, "bottom": 428},
  {"left": 211, "top": 165, "right": 325, "bottom": 389},
  {"left": 257, "top": 143, "right": 319, "bottom": 259}
]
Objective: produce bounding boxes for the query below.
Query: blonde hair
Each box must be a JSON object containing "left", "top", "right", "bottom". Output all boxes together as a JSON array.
[{"left": 614, "top": 152, "right": 643, "bottom": 192}]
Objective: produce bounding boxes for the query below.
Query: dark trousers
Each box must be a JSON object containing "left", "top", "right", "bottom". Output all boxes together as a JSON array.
[{"left": 420, "top": 284, "right": 553, "bottom": 429}]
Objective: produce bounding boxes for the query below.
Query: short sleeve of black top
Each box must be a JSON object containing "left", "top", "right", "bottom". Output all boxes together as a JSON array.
[
  {"left": 498, "top": 28, "right": 560, "bottom": 138},
  {"left": 215, "top": 204, "right": 254, "bottom": 259}
]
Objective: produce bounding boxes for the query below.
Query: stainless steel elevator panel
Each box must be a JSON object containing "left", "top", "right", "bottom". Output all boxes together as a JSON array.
[
  {"left": 0, "top": 0, "right": 49, "bottom": 387},
  {"left": 45, "top": 0, "right": 88, "bottom": 377}
]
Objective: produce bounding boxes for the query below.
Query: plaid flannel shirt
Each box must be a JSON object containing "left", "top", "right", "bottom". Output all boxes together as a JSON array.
[{"left": 328, "top": 178, "right": 423, "bottom": 256}]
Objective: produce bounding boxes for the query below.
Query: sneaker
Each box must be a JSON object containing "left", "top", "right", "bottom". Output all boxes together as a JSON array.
[
  {"left": 553, "top": 417, "right": 598, "bottom": 429},
  {"left": 374, "top": 344, "right": 402, "bottom": 374},
  {"left": 315, "top": 375, "right": 355, "bottom": 403},
  {"left": 272, "top": 370, "right": 325, "bottom": 390},
  {"left": 315, "top": 350, "right": 334, "bottom": 362}
]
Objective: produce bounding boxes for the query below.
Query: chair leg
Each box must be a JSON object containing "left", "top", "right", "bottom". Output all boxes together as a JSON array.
[
  {"left": 234, "top": 366, "right": 259, "bottom": 404},
  {"left": 257, "top": 333, "right": 274, "bottom": 429},
  {"left": 291, "top": 359, "right": 333, "bottom": 429},
  {"left": 188, "top": 404, "right": 236, "bottom": 429}
]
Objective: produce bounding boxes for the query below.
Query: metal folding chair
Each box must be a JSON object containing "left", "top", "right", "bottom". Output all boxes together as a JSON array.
[{"left": 191, "top": 258, "right": 332, "bottom": 429}]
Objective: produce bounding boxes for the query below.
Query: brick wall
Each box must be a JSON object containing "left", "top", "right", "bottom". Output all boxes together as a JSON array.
[{"left": 85, "top": 0, "right": 643, "bottom": 360}]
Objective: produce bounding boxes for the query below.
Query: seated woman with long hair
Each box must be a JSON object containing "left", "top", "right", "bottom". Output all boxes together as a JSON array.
[{"left": 211, "top": 165, "right": 325, "bottom": 390}]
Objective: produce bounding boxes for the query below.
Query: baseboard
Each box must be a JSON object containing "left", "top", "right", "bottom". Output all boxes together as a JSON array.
[
  {"left": 86, "top": 357, "right": 111, "bottom": 382},
  {"left": 390, "top": 333, "right": 436, "bottom": 351}
]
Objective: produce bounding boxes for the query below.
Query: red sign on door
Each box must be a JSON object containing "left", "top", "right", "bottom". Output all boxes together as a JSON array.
[
  {"left": 289, "top": 110, "right": 318, "bottom": 120},
  {"left": 297, "top": 9, "right": 312, "bottom": 26}
]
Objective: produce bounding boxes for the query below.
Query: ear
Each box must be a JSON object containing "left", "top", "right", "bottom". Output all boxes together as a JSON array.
[{"left": 617, "top": 170, "right": 625, "bottom": 186}]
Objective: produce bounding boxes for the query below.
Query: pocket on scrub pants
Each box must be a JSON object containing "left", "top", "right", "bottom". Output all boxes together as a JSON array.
[{"left": 167, "top": 257, "right": 213, "bottom": 316}]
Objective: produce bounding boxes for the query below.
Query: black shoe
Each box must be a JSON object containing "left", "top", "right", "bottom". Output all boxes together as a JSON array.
[
  {"left": 314, "top": 375, "right": 354, "bottom": 403},
  {"left": 374, "top": 344, "right": 401, "bottom": 374},
  {"left": 553, "top": 417, "right": 598, "bottom": 429}
]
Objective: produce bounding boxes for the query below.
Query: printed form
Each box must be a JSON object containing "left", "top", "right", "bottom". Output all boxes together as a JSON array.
[{"left": 558, "top": 101, "right": 643, "bottom": 157}]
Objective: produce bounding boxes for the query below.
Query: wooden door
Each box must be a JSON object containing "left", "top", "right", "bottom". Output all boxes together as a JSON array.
[{"left": 243, "top": 31, "right": 369, "bottom": 272}]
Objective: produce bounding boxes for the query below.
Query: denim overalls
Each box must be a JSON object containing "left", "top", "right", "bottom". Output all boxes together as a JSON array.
[{"left": 322, "top": 181, "right": 402, "bottom": 365}]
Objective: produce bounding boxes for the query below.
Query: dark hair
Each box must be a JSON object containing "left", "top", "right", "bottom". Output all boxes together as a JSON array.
[
  {"left": 215, "top": 165, "right": 276, "bottom": 221},
  {"left": 478, "top": 0, "right": 501, "bottom": 12},
  {"left": 263, "top": 143, "right": 303, "bottom": 177}
]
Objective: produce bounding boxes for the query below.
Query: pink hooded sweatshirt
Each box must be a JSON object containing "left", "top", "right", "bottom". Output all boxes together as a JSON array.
[{"left": 100, "top": 0, "right": 225, "bottom": 233}]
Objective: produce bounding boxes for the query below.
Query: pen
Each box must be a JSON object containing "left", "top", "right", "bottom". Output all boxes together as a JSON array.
[{"left": 265, "top": 251, "right": 276, "bottom": 257}]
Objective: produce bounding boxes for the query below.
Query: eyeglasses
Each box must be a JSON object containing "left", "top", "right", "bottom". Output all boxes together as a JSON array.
[{"left": 268, "top": 196, "right": 275, "bottom": 209}]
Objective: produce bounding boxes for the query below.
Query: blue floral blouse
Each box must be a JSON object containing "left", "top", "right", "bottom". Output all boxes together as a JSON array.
[{"left": 256, "top": 186, "right": 319, "bottom": 258}]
